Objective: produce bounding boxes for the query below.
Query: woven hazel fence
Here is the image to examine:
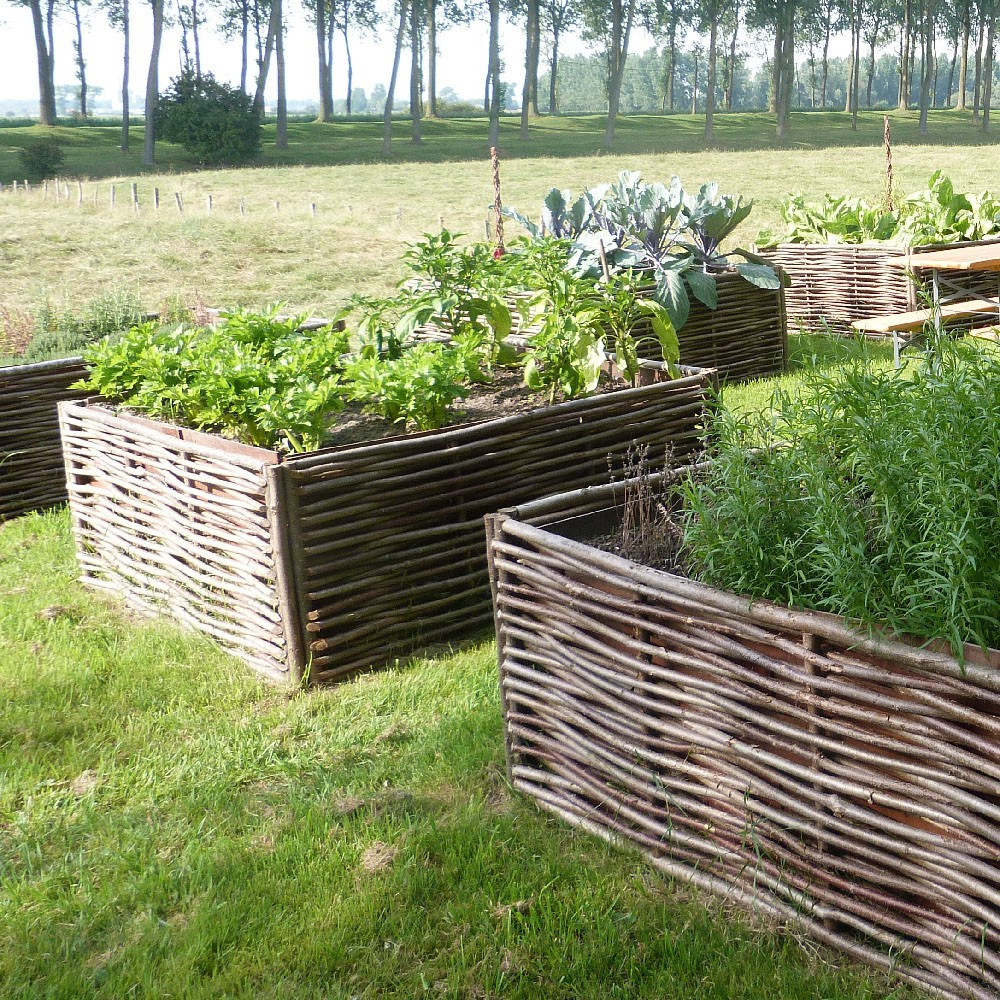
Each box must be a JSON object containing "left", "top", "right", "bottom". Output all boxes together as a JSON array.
[
  {"left": 59, "top": 363, "right": 714, "bottom": 685},
  {"left": 759, "top": 239, "right": 1000, "bottom": 334},
  {"left": 0, "top": 356, "right": 89, "bottom": 522},
  {"left": 486, "top": 479, "right": 1000, "bottom": 1000}
]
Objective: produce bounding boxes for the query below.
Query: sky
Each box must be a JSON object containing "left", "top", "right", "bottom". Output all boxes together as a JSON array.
[{"left": 0, "top": 1, "right": 612, "bottom": 110}]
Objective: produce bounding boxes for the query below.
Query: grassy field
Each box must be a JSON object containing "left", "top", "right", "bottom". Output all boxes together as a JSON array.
[
  {"left": 1, "top": 110, "right": 1000, "bottom": 324},
  {"left": 0, "top": 116, "right": 966, "bottom": 996}
]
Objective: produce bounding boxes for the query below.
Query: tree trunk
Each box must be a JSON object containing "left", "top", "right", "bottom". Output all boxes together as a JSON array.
[
  {"left": 550, "top": 25, "right": 560, "bottom": 112},
  {"left": 845, "top": 6, "right": 855, "bottom": 113},
  {"left": 383, "top": 0, "right": 408, "bottom": 154},
  {"left": 898, "top": 0, "right": 910, "bottom": 109},
  {"left": 529, "top": 0, "right": 541, "bottom": 115},
  {"left": 957, "top": 0, "right": 970, "bottom": 108},
  {"left": 776, "top": 0, "right": 795, "bottom": 137},
  {"left": 851, "top": 14, "right": 861, "bottom": 126},
  {"left": 946, "top": 30, "right": 958, "bottom": 106},
  {"left": 275, "top": 0, "right": 287, "bottom": 147},
  {"left": 29, "top": 0, "right": 57, "bottom": 124},
  {"left": 253, "top": 0, "right": 278, "bottom": 117},
  {"left": 974, "top": 10, "right": 984, "bottom": 121},
  {"left": 427, "top": 0, "right": 438, "bottom": 116},
  {"left": 769, "top": 25, "right": 781, "bottom": 113},
  {"left": 520, "top": 0, "right": 540, "bottom": 136},
  {"left": 315, "top": 0, "right": 333, "bottom": 121},
  {"left": 705, "top": 12, "right": 718, "bottom": 142},
  {"left": 121, "top": 0, "right": 130, "bottom": 150},
  {"left": 343, "top": 26, "right": 353, "bottom": 112},
  {"left": 821, "top": 3, "right": 830, "bottom": 105},
  {"left": 240, "top": 0, "right": 249, "bottom": 92},
  {"left": 72, "top": 0, "right": 88, "bottom": 116},
  {"left": 919, "top": 0, "right": 934, "bottom": 131},
  {"left": 603, "top": 0, "right": 635, "bottom": 148},
  {"left": 866, "top": 35, "right": 877, "bottom": 108},
  {"left": 983, "top": 11, "right": 994, "bottom": 128},
  {"left": 725, "top": 8, "right": 738, "bottom": 109},
  {"left": 409, "top": 0, "right": 422, "bottom": 141},
  {"left": 142, "top": 0, "right": 163, "bottom": 166},
  {"left": 692, "top": 51, "right": 699, "bottom": 113},
  {"left": 488, "top": 0, "right": 501, "bottom": 147},
  {"left": 192, "top": 0, "right": 201, "bottom": 76},
  {"left": 666, "top": 22, "right": 677, "bottom": 109}
]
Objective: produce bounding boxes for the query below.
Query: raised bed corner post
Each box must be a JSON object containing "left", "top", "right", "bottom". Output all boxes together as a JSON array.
[
  {"left": 485, "top": 510, "right": 516, "bottom": 780},
  {"left": 265, "top": 461, "right": 310, "bottom": 685}
]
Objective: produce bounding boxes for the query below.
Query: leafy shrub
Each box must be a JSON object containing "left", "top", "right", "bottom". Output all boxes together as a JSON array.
[
  {"left": 18, "top": 136, "right": 65, "bottom": 180},
  {"left": 681, "top": 345, "right": 1000, "bottom": 657},
  {"left": 156, "top": 71, "right": 261, "bottom": 165}
]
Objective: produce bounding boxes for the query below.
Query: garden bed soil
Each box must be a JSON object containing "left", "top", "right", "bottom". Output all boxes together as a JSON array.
[
  {"left": 1, "top": 356, "right": 89, "bottom": 522},
  {"left": 758, "top": 237, "right": 1000, "bottom": 334},
  {"left": 486, "top": 474, "right": 1000, "bottom": 1000},
  {"left": 59, "top": 361, "right": 715, "bottom": 685}
]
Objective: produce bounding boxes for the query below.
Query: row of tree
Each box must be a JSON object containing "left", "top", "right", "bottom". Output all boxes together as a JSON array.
[{"left": 15, "top": 0, "right": 1000, "bottom": 165}]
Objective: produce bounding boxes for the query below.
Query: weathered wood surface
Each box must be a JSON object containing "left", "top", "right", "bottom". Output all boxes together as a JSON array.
[
  {"left": 0, "top": 357, "right": 89, "bottom": 521},
  {"left": 487, "top": 480, "right": 1000, "bottom": 1000},
  {"left": 59, "top": 364, "right": 714, "bottom": 684},
  {"left": 759, "top": 239, "right": 1000, "bottom": 334},
  {"left": 59, "top": 400, "right": 291, "bottom": 683}
]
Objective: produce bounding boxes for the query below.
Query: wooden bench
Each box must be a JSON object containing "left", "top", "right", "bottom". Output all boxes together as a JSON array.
[{"left": 852, "top": 297, "right": 1000, "bottom": 364}]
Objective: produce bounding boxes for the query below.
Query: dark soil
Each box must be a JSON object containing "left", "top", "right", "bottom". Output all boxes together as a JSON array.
[
  {"left": 320, "top": 366, "right": 627, "bottom": 449},
  {"left": 587, "top": 515, "right": 689, "bottom": 575}
]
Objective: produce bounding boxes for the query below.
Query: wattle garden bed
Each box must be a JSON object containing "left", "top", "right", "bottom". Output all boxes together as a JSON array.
[
  {"left": 486, "top": 475, "right": 1000, "bottom": 1000},
  {"left": 60, "top": 362, "right": 714, "bottom": 685},
  {"left": 0, "top": 356, "right": 89, "bottom": 522},
  {"left": 759, "top": 238, "right": 1000, "bottom": 333}
]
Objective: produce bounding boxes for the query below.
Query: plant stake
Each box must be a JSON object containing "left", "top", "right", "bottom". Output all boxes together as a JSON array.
[{"left": 491, "top": 145, "right": 505, "bottom": 258}]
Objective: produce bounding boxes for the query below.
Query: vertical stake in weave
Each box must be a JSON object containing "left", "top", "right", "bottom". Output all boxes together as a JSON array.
[
  {"left": 491, "top": 145, "right": 505, "bottom": 258},
  {"left": 883, "top": 115, "right": 895, "bottom": 214}
]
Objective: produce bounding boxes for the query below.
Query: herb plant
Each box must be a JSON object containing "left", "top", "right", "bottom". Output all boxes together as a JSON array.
[{"left": 681, "top": 345, "right": 1000, "bottom": 658}]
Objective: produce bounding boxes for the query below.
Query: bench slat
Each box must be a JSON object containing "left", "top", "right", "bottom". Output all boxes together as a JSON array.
[{"left": 852, "top": 297, "right": 1000, "bottom": 334}]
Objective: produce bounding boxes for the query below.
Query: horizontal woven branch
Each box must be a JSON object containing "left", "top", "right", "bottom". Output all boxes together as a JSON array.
[
  {"left": 60, "top": 364, "right": 714, "bottom": 685},
  {"left": 759, "top": 239, "right": 1000, "bottom": 334},
  {"left": 0, "top": 357, "right": 89, "bottom": 521},
  {"left": 487, "top": 485, "right": 1000, "bottom": 1000}
]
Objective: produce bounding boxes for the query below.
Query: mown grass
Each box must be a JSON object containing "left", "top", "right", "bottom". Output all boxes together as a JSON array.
[
  {"left": 2, "top": 116, "right": 1000, "bottom": 323},
  {"left": 0, "top": 509, "right": 920, "bottom": 998}
]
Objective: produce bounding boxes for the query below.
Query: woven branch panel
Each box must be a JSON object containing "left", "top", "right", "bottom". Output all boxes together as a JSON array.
[
  {"left": 281, "top": 365, "right": 714, "bottom": 684},
  {"left": 0, "top": 357, "right": 89, "bottom": 521},
  {"left": 59, "top": 401, "right": 294, "bottom": 684},
  {"left": 760, "top": 240, "right": 1000, "bottom": 334},
  {"left": 487, "top": 485, "right": 1000, "bottom": 1000},
  {"left": 59, "top": 365, "right": 713, "bottom": 685}
]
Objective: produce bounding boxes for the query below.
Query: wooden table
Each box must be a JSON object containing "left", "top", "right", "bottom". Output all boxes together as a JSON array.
[{"left": 888, "top": 243, "right": 1000, "bottom": 363}]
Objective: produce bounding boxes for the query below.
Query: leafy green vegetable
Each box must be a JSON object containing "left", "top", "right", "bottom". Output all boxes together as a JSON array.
[
  {"left": 79, "top": 306, "right": 351, "bottom": 452},
  {"left": 759, "top": 171, "right": 1000, "bottom": 247}
]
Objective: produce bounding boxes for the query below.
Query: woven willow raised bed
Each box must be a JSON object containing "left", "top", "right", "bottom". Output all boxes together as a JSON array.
[
  {"left": 487, "top": 477, "right": 1000, "bottom": 1000},
  {"left": 58, "top": 363, "right": 714, "bottom": 685},
  {"left": 759, "top": 238, "right": 1000, "bottom": 333},
  {"left": 1, "top": 356, "right": 89, "bottom": 522}
]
